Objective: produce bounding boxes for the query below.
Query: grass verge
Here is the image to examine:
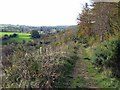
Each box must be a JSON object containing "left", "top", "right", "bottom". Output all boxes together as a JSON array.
[{"left": 84, "top": 47, "right": 120, "bottom": 88}]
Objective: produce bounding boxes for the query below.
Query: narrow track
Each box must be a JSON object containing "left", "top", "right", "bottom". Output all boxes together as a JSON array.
[{"left": 70, "top": 48, "right": 98, "bottom": 88}]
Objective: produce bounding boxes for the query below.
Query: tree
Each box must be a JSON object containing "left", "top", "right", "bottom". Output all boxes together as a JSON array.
[
  {"left": 77, "top": 1, "right": 119, "bottom": 41},
  {"left": 12, "top": 33, "right": 18, "bottom": 37},
  {"left": 2, "top": 34, "right": 9, "bottom": 40},
  {"left": 92, "top": 2, "right": 118, "bottom": 41},
  {"left": 77, "top": 3, "right": 95, "bottom": 42},
  {"left": 31, "top": 30, "right": 40, "bottom": 38}
]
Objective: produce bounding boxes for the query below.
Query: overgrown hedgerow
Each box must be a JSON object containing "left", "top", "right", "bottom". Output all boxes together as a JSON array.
[{"left": 86, "top": 37, "right": 120, "bottom": 78}]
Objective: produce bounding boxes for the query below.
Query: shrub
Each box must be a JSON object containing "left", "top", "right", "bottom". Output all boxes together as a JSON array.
[
  {"left": 2, "top": 34, "right": 9, "bottom": 40},
  {"left": 2, "top": 43, "right": 78, "bottom": 88},
  {"left": 9, "top": 33, "right": 18, "bottom": 38},
  {"left": 88, "top": 37, "right": 120, "bottom": 78},
  {"left": 12, "top": 33, "right": 18, "bottom": 37},
  {"left": 31, "top": 30, "right": 40, "bottom": 38}
]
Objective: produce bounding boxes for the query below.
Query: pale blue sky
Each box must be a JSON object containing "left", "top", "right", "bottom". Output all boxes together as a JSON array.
[{"left": 0, "top": 0, "right": 90, "bottom": 26}]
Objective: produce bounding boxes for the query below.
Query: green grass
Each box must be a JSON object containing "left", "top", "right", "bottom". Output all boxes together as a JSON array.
[
  {"left": 84, "top": 47, "right": 120, "bottom": 88},
  {"left": 0, "top": 32, "right": 32, "bottom": 43},
  {"left": 85, "top": 59, "right": 120, "bottom": 88},
  {"left": 71, "top": 76, "right": 87, "bottom": 88},
  {"left": 0, "top": 32, "right": 31, "bottom": 37}
]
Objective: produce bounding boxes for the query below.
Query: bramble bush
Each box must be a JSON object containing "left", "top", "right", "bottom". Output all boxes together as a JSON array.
[
  {"left": 87, "top": 37, "right": 120, "bottom": 78},
  {"left": 2, "top": 41, "right": 78, "bottom": 88}
]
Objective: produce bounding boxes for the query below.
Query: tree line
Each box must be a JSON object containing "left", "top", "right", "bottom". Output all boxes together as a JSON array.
[{"left": 77, "top": 1, "right": 120, "bottom": 42}]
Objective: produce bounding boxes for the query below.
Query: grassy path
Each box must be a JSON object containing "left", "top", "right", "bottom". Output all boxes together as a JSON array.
[{"left": 70, "top": 47, "right": 98, "bottom": 88}]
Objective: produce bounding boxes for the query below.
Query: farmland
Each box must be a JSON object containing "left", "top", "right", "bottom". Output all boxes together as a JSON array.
[{"left": 0, "top": 32, "right": 32, "bottom": 44}]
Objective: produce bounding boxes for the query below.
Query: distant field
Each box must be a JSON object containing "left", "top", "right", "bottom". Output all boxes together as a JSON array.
[{"left": 0, "top": 32, "right": 32, "bottom": 43}]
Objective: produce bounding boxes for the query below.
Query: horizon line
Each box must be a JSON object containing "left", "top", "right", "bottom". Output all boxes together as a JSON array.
[{"left": 0, "top": 23, "right": 77, "bottom": 27}]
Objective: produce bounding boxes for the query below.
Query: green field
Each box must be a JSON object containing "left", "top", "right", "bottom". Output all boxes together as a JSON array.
[{"left": 0, "top": 32, "right": 32, "bottom": 43}]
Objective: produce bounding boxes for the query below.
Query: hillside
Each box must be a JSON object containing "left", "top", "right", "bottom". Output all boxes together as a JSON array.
[
  {"left": 1, "top": 1, "right": 120, "bottom": 89},
  {"left": 0, "top": 24, "right": 76, "bottom": 34}
]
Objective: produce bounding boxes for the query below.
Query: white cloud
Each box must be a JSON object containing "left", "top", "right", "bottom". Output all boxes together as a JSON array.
[{"left": 0, "top": 0, "right": 90, "bottom": 26}]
